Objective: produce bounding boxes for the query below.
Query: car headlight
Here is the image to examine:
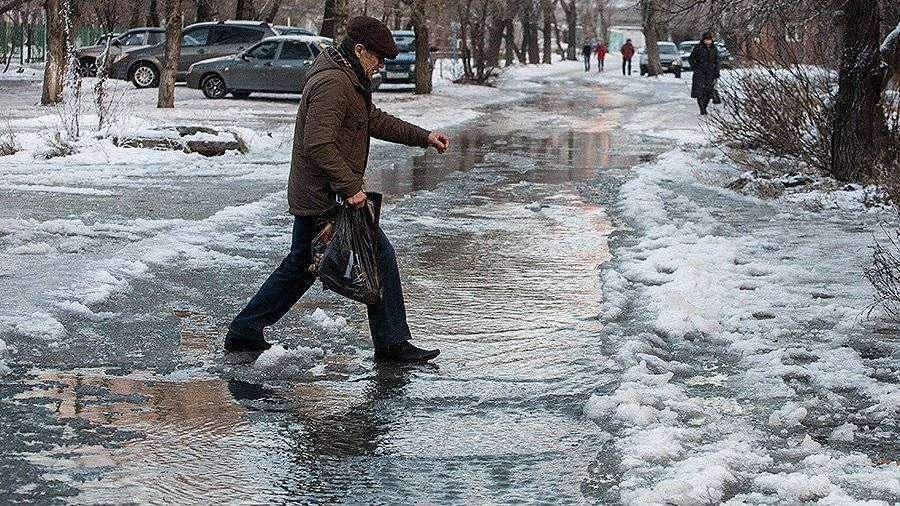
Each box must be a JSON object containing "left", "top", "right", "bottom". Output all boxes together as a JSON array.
[{"left": 409, "top": 64, "right": 415, "bottom": 72}]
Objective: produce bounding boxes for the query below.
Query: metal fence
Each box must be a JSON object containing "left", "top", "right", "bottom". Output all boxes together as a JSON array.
[{"left": 1, "top": 21, "right": 109, "bottom": 65}]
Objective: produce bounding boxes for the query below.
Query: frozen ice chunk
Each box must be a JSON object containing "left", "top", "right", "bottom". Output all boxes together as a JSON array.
[
  {"left": 829, "top": 422, "right": 856, "bottom": 442},
  {"left": 768, "top": 402, "right": 808, "bottom": 428},
  {"left": 252, "top": 344, "right": 324, "bottom": 380},
  {"left": 753, "top": 472, "right": 831, "bottom": 502}
]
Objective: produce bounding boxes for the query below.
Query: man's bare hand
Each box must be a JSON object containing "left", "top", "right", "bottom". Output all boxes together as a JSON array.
[
  {"left": 345, "top": 191, "right": 367, "bottom": 209},
  {"left": 428, "top": 131, "right": 450, "bottom": 153}
]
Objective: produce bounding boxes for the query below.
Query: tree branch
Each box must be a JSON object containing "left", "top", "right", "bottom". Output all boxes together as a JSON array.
[{"left": 0, "top": 0, "right": 29, "bottom": 17}]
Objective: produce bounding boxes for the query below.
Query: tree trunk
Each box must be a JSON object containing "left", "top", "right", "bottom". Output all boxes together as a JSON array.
[
  {"left": 525, "top": 0, "right": 539, "bottom": 63},
  {"left": 540, "top": 0, "right": 551, "bottom": 63},
  {"left": 831, "top": 0, "right": 886, "bottom": 180},
  {"left": 195, "top": 0, "right": 216, "bottom": 22},
  {"left": 321, "top": 0, "right": 348, "bottom": 41},
  {"left": 486, "top": 4, "right": 505, "bottom": 67},
  {"left": 503, "top": 19, "right": 516, "bottom": 66},
  {"left": 157, "top": 0, "right": 182, "bottom": 108},
  {"left": 472, "top": 1, "right": 488, "bottom": 80},
  {"left": 128, "top": 0, "right": 144, "bottom": 27},
  {"left": 147, "top": 0, "right": 159, "bottom": 26},
  {"left": 41, "top": 0, "right": 65, "bottom": 105},
  {"left": 410, "top": 0, "right": 431, "bottom": 94},
  {"left": 641, "top": 0, "right": 663, "bottom": 76},
  {"left": 562, "top": 0, "right": 576, "bottom": 60},
  {"left": 265, "top": 0, "right": 282, "bottom": 23}
]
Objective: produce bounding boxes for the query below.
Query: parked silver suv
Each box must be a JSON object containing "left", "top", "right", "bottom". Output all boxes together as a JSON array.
[{"left": 111, "top": 21, "right": 277, "bottom": 88}]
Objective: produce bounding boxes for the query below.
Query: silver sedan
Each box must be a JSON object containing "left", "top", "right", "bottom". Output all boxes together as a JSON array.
[{"left": 186, "top": 35, "right": 381, "bottom": 99}]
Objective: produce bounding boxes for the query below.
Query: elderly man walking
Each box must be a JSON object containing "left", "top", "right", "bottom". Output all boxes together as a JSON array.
[{"left": 226, "top": 17, "right": 450, "bottom": 363}]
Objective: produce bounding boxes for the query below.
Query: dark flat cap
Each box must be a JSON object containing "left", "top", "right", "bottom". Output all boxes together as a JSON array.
[{"left": 347, "top": 16, "right": 398, "bottom": 59}]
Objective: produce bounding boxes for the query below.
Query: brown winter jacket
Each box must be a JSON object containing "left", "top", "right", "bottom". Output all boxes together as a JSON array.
[{"left": 288, "top": 48, "right": 431, "bottom": 216}]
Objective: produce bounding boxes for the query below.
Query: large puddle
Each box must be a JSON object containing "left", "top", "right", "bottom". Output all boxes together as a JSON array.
[{"left": 2, "top": 77, "right": 672, "bottom": 503}]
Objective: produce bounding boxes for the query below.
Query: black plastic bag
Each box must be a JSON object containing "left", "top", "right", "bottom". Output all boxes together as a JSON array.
[
  {"left": 711, "top": 87, "right": 722, "bottom": 105},
  {"left": 313, "top": 192, "right": 383, "bottom": 305}
]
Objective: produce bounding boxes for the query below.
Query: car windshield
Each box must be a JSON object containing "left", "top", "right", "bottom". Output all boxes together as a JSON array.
[
  {"left": 679, "top": 42, "right": 697, "bottom": 52},
  {"left": 120, "top": 32, "right": 147, "bottom": 46},
  {"left": 659, "top": 43, "right": 678, "bottom": 54},
  {"left": 393, "top": 36, "right": 415, "bottom": 53}
]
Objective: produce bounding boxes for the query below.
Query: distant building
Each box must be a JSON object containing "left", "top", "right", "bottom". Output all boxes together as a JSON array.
[{"left": 609, "top": 26, "right": 644, "bottom": 51}]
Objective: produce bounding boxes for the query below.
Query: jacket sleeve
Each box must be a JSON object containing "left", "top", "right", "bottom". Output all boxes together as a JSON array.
[
  {"left": 369, "top": 106, "right": 431, "bottom": 148},
  {"left": 689, "top": 46, "right": 699, "bottom": 69},
  {"left": 302, "top": 73, "right": 363, "bottom": 199}
]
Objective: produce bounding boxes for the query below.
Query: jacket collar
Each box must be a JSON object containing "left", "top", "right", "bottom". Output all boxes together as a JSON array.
[{"left": 323, "top": 46, "right": 366, "bottom": 91}]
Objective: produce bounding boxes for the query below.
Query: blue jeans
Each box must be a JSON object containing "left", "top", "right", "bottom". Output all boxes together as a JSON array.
[{"left": 230, "top": 216, "right": 411, "bottom": 349}]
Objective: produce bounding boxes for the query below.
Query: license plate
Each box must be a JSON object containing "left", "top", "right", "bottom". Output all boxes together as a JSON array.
[{"left": 386, "top": 71, "right": 408, "bottom": 79}]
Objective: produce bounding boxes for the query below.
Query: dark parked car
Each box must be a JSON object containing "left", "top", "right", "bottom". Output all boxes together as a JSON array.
[
  {"left": 76, "top": 28, "right": 165, "bottom": 77},
  {"left": 678, "top": 40, "right": 735, "bottom": 70},
  {"left": 112, "top": 21, "right": 277, "bottom": 88},
  {"left": 639, "top": 42, "right": 683, "bottom": 77},
  {"left": 380, "top": 30, "right": 416, "bottom": 85},
  {"left": 186, "top": 35, "right": 381, "bottom": 99}
]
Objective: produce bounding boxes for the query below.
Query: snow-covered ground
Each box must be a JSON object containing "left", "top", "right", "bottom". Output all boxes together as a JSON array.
[{"left": 576, "top": 65, "right": 900, "bottom": 503}]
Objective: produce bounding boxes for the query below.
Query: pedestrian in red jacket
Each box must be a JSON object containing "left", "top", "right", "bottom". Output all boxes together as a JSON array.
[
  {"left": 595, "top": 43, "right": 607, "bottom": 71},
  {"left": 621, "top": 39, "right": 635, "bottom": 76}
]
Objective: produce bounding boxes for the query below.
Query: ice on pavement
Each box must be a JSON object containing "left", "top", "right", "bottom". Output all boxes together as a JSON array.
[{"left": 0, "top": 337, "right": 9, "bottom": 376}]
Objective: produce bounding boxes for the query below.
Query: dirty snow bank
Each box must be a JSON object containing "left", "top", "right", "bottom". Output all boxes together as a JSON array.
[{"left": 588, "top": 144, "right": 900, "bottom": 503}]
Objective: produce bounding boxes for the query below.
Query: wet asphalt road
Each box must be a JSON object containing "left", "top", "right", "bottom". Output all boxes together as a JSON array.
[{"left": 0, "top": 73, "right": 674, "bottom": 503}]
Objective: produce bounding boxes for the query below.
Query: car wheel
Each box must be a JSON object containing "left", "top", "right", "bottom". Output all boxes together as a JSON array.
[
  {"left": 231, "top": 90, "right": 251, "bottom": 99},
  {"left": 131, "top": 62, "right": 159, "bottom": 88},
  {"left": 201, "top": 74, "right": 228, "bottom": 99},
  {"left": 79, "top": 58, "right": 97, "bottom": 78}
]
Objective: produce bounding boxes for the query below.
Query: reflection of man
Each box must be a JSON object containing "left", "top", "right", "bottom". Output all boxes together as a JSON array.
[{"left": 226, "top": 17, "right": 449, "bottom": 363}]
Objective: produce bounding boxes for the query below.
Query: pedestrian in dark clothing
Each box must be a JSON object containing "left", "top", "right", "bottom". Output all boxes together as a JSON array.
[
  {"left": 595, "top": 43, "right": 607, "bottom": 71},
  {"left": 620, "top": 39, "right": 635, "bottom": 76},
  {"left": 582, "top": 42, "right": 593, "bottom": 71},
  {"left": 226, "top": 17, "right": 450, "bottom": 363},
  {"left": 689, "top": 31, "right": 721, "bottom": 115}
]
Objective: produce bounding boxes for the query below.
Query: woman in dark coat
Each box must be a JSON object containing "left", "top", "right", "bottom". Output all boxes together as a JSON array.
[{"left": 689, "top": 31, "right": 721, "bottom": 115}]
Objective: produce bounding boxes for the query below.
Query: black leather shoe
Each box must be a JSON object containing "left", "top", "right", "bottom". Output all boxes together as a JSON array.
[
  {"left": 374, "top": 341, "right": 440, "bottom": 363},
  {"left": 224, "top": 328, "right": 271, "bottom": 353}
]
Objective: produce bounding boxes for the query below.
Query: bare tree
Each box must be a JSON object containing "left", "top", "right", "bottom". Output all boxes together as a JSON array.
[
  {"left": 540, "top": 0, "right": 553, "bottom": 63},
  {"left": 93, "top": 0, "right": 120, "bottom": 32},
  {"left": 195, "top": 0, "right": 216, "bottom": 21},
  {"left": 831, "top": 0, "right": 895, "bottom": 180},
  {"left": 41, "top": 0, "right": 66, "bottom": 105},
  {"left": 522, "top": 0, "right": 539, "bottom": 63},
  {"left": 321, "top": 0, "right": 349, "bottom": 40},
  {"left": 264, "top": 0, "right": 283, "bottom": 23},
  {"left": 408, "top": 0, "right": 432, "bottom": 93},
  {"left": 147, "top": 0, "right": 160, "bottom": 25},
  {"left": 560, "top": 0, "right": 576, "bottom": 60},
  {"left": 157, "top": 0, "right": 182, "bottom": 108},
  {"left": 641, "top": 0, "right": 663, "bottom": 75},
  {"left": 128, "top": 0, "right": 145, "bottom": 27}
]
